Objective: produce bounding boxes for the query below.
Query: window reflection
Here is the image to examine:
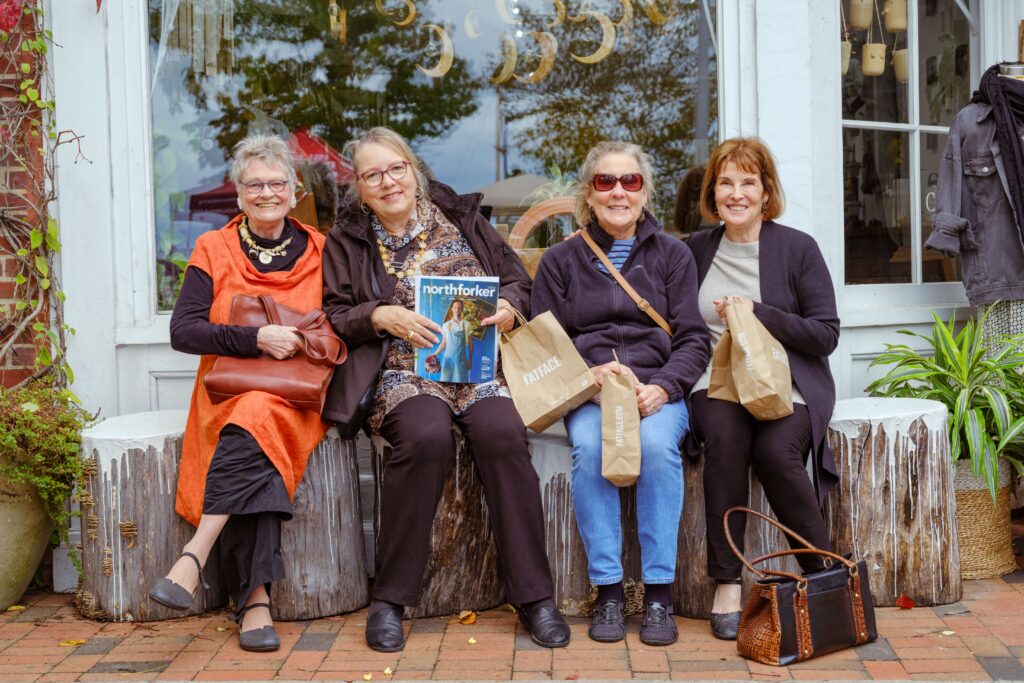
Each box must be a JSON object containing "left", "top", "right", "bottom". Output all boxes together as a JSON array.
[{"left": 149, "top": 0, "right": 718, "bottom": 310}]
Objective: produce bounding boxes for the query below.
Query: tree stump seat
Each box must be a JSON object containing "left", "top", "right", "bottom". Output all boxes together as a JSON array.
[{"left": 77, "top": 411, "right": 368, "bottom": 622}]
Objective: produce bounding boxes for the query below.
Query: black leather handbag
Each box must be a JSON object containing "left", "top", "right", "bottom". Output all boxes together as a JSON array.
[{"left": 725, "top": 507, "right": 878, "bottom": 666}]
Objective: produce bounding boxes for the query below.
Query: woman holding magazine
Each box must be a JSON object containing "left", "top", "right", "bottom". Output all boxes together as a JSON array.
[
  {"left": 322, "top": 127, "right": 569, "bottom": 653},
  {"left": 435, "top": 299, "right": 473, "bottom": 382},
  {"left": 532, "top": 141, "right": 709, "bottom": 647}
]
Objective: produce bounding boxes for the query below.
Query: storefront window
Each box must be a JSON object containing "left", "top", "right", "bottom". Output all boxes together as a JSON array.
[
  {"left": 840, "top": 0, "right": 970, "bottom": 285},
  {"left": 149, "top": 0, "right": 718, "bottom": 310}
]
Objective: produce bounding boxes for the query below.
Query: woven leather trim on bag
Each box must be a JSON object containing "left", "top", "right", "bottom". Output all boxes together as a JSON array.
[
  {"left": 794, "top": 586, "right": 813, "bottom": 662},
  {"left": 737, "top": 584, "right": 782, "bottom": 666},
  {"left": 849, "top": 572, "right": 869, "bottom": 645}
]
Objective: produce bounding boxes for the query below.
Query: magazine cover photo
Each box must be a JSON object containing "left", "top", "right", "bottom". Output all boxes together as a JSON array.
[{"left": 414, "top": 276, "right": 500, "bottom": 384}]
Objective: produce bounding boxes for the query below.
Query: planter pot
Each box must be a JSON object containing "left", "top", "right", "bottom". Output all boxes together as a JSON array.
[
  {"left": 893, "top": 48, "right": 909, "bottom": 83},
  {"left": 841, "top": 41, "right": 852, "bottom": 75},
  {"left": 884, "top": 0, "right": 908, "bottom": 32},
  {"left": 0, "top": 479, "right": 54, "bottom": 609},
  {"left": 862, "top": 43, "right": 886, "bottom": 77},
  {"left": 849, "top": 0, "right": 872, "bottom": 30},
  {"left": 954, "top": 459, "right": 1017, "bottom": 580}
]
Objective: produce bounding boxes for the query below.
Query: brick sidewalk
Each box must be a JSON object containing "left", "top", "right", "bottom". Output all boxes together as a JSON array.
[{"left": 2, "top": 571, "right": 1024, "bottom": 682}]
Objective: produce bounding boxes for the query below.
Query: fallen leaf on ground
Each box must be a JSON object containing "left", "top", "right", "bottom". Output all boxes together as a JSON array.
[
  {"left": 895, "top": 594, "right": 916, "bottom": 609},
  {"left": 941, "top": 630, "right": 956, "bottom": 636},
  {"left": 363, "top": 674, "right": 373, "bottom": 681},
  {"left": 5, "top": 605, "right": 26, "bottom": 612},
  {"left": 467, "top": 637, "right": 477, "bottom": 644},
  {"left": 564, "top": 675, "right": 578, "bottom": 680},
  {"left": 457, "top": 610, "right": 477, "bottom": 625},
  {"left": 215, "top": 626, "right": 228, "bottom": 632},
  {"left": 383, "top": 667, "right": 393, "bottom": 675},
  {"left": 59, "top": 639, "right": 86, "bottom": 647}
]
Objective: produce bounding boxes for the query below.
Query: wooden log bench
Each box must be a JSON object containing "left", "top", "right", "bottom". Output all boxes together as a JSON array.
[
  {"left": 824, "top": 397, "right": 960, "bottom": 606},
  {"left": 77, "top": 411, "right": 368, "bottom": 622}
]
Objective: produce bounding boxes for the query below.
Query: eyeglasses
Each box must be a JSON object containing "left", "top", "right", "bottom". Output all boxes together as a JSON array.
[
  {"left": 242, "top": 179, "right": 290, "bottom": 195},
  {"left": 592, "top": 173, "right": 644, "bottom": 192},
  {"left": 360, "top": 161, "right": 411, "bottom": 187}
]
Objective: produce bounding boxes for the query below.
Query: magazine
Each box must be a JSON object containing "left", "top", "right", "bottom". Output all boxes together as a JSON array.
[{"left": 414, "top": 275, "right": 500, "bottom": 384}]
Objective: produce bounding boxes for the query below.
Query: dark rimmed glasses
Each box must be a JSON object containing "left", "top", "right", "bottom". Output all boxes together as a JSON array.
[
  {"left": 592, "top": 173, "right": 645, "bottom": 193},
  {"left": 242, "top": 179, "right": 290, "bottom": 195},
  {"left": 360, "top": 161, "right": 411, "bottom": 187}
]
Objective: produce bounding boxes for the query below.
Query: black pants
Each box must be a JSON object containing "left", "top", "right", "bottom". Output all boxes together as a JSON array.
[
  {"left": 374, "top": 395, "right": 554, "bottom": 606},
  {"left": 691, "top": 391, "right": 831, "bottom": 581}
]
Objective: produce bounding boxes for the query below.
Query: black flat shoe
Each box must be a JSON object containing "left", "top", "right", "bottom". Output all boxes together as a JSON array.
[
  {"left": 366, "top": 603, "right": 406, "bottom": 652},
  {"left": 640, "top": 602, "right": 678, "bottom": 646},
  {"left": 710, "top": 611, "right": 741, "bottom": 640},
  {"left": 147, "top": 551, "right": 208, "bottom": 611},
  {"left": 517, "top": 601, "right": 570, "bottom": 648},
  {"left": 588, "top": 599, "right": 625, "bottom": 643},
  {"left": 238, "top": 602, "right": 279, "bottom": 652}
]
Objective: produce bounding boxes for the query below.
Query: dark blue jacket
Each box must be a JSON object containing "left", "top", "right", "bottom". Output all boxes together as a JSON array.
[
  {"left": 686, "top": 221, "right": 841, "bottom": 502},
  {"left": 531, "top": 212, "right": 710, "bottom": 403}
]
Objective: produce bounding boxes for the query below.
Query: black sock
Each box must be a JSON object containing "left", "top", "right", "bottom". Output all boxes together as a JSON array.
[
  {"left": 644, "top": 583, "right": 672, "bottom": 610},
  {"left": 368, "top": 599, "right": 403, "bottom": 617},
  {"left": 596, "top": 582, "right": 624, "bottom": 604}
]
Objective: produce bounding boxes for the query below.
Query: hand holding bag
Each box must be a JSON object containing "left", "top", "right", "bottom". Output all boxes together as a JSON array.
[
  {"left": 599, "top": 354, "right": 641, "bottom": 487},
  {"left": 203, "top": 294, "right": 348, "bottom": 413},
  {"left": 725, "top": 507, "right": 877, "bottom": 666},
  {"left": 499, "top": 309, "right": 599, "bottom": 432}
]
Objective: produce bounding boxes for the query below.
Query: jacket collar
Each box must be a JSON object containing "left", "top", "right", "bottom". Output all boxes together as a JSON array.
[
  {"left": 976, "top": 102, "right": 994, "bottom": 124},
  {"left": 585, "top": 209, "right": 661, "bottom": 248},
  {"left": 333, "top": 179, "right": 483, "bottom": 242}
]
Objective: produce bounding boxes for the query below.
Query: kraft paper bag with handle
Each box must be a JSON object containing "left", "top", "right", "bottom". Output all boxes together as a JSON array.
[
  {"left": 600, "top": 352, "right": 641, "bottom": 487},
  {"left": 710, "top": 302, "right": 793, "bottom": 421},
  {"left": 500, "top": 310, "right": 599, "bottom": 432}
]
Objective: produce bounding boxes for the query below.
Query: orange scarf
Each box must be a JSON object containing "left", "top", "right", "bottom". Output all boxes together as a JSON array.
[{"left": 175, "top": 215, "right": 328, "bottom": 527}]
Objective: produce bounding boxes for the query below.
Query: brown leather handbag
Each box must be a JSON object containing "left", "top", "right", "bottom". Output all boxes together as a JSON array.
[
  {"left": 725, "top": 507, "right": 877, "bottom": 666},
  {"left": 203, "top": 294, "right": 347, "bottom": 413}
]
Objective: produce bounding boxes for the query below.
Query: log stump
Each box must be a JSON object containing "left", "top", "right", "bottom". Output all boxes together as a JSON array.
[
  {"left": 370, "top": 434, "right": 504, "bottom": 618},
  {"left": 528, "top": 426, "right": 644, "bottom": 617},
  {"left": 272, "top": 428, "right": 369, "bottom": 620},
  {"left": 77, "top": 411, "right": 229, "bottom": 621},
  {"left": 824, "top": 397, "right": 961, "bottom": 606},
  {"left": 673, "top": 452, "right": 801, "bottom": 619}
]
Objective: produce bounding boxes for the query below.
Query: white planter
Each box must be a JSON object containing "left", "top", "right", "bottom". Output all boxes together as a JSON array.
[
  {"left": 862, "top": 43, "right": 886, "bottom": 77},
  {"left": 849, "top": 0, "right": 872, "bottom": 30},
  {"left": 0, "top": 480, "right": 53, "bottom": 609},
  {"left": 884, "top": 0, "right": 908, "bottom": 32}
]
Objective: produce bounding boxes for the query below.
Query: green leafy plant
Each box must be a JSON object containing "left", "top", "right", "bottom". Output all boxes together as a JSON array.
[
  {"left": 0, "top": 383, "right": 95, "bottom": 570},
  {"left": 866, "top": 309, "right": 1024, "bottom": 501}
]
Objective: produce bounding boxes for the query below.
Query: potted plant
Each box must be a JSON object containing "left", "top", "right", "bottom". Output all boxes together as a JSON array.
[
  {"left": 0, "top": 383, "right": 94, "bottom": 609},
  {"left": 866, "top": 309, "right": 1024, "bottom": 579}
]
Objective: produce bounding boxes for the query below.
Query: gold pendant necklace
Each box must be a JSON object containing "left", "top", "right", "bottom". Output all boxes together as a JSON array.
[
  {"left": 240, "top": 219, "right": 293, "bottom": 265},
  {"left": 378, "top": 230, "right": 429, "bottom": 279}
]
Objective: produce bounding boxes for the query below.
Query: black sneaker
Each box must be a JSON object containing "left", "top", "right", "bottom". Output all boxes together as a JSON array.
[
  {"left": 639, "top": 602, "right": 678, "bottom": 646},
  {"left": 588, "top": 599, "right": 625, "bottom": 643}
]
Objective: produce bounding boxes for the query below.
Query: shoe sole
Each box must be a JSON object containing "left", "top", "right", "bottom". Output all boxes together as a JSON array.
[
  {"left": 529, "top": 633, "right": 569, "bottom": 648},
  {"left": 366, "top": 642, "right": 405, "bottom": 653},
  {"left": 711, "top": 629, "right": 738, "bottom": 641},
  {"left": 640, "top": 635, "right": 678, "bottom": 646},
  {"left": 587, "top": 632, "right": 625, "bottom": 643},
  {"left": 239, "top": 643, "right": 280, "bottom": 653},
  {"left": 147, "top": 591, "right": 190, "bottom": 612}
]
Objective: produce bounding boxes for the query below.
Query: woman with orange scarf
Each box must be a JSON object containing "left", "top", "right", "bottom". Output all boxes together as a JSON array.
[{"left": 147, "top": 134, "right": 327, "bottom": 652}]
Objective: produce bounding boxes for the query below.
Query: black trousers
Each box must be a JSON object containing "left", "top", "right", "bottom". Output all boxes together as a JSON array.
[
  {"left": 691, "top": 391, "right": 832, "bottom": 581},
  {"left": 374, "top": 395, "right": 554, "bottom": 606}
]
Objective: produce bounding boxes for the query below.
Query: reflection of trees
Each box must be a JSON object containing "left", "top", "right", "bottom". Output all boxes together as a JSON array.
[
  {"left": 152, "top": 0, "right": 483, "bottom": 162},
  {"left": 500, "top": 3, "right": 716, "bottom": 220}
]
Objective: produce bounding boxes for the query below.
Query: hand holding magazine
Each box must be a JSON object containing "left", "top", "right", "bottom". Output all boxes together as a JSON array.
[{"left": 414, "top": 275, "right": 500, "bottom": 384}]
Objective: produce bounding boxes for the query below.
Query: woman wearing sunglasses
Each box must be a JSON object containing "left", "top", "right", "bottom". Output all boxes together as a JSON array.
[
  {"left": 321, "top": 126, "right": 569, "bottom": 653},
  {"left": 531, "top": 141, "right": 710, "bottom": 646},
  {"left": 685, "top": 138, "right": 839, "bottom": 640}
]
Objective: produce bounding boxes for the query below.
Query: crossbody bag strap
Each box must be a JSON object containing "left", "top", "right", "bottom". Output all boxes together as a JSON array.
[{"left": 580, "top": 230, "right": 672, "bottom": 336}]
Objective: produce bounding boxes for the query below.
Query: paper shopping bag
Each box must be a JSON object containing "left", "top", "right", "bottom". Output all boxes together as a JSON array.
[
  {"left": 723, "top": 304, "right": 793, "bottom": 421},
  {"left": 708, "top": 329, "right": 740, "bottom": 403},
  {"left": 500, "top": 311, "right": 599, "bottom": 432},
  {"left": 600, "top": 371, "right": 641, "bottom": 487}
]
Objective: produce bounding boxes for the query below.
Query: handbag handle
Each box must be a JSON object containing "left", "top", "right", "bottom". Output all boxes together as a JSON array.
[
  {"left": 256, "top": 296, "right": 345, "bottom": 366},
  {"left": 723, "top": 506, "right": 857, "bottom": 581},
  {"left": 580, "top": 230, "right": 672, "bottom": 336}
]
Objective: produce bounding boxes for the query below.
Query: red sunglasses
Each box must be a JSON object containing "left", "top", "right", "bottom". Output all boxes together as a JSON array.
[{"left": 592, "top": 173, "right": 644, "bottom": 192}]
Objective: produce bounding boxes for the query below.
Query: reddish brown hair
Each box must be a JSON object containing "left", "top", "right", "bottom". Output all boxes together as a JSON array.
[{"left": 699, "top": 137, "right": 785, "bottom": 223}]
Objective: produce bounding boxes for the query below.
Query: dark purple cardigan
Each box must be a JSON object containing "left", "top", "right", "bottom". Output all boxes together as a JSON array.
[
  {"left": 686, "top": 221, "right": 841, "bottom": 503},
  {"left": 531, "top": 212, "right": 710, "bottom": 403}
]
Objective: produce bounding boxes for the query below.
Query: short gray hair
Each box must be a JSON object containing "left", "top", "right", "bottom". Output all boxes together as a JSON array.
[
  {"left": 573, "top": 141, "right": 657, "bottom": 227},
  {"left": 229, "top": 134, "right": 298, "bottom": 188},
  {"left": 343, "top": 126, "right": 428, "bottom": 203}
]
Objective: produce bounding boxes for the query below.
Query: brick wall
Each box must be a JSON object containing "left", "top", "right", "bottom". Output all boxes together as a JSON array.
[{"left": 1, "top": 2, "right": 44, "bottom": 388}]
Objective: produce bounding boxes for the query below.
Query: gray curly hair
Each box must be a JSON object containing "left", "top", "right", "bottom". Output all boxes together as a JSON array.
[
  {"left": 229, "top": 134, "right": 298, "bottom": 188},
  {"left": 573, "top": 141, "right": 656, "bottom": 227}
]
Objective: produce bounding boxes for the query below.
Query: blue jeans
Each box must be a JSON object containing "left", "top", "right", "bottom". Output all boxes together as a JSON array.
[{"left": 564, "top": 399, "right": 689, "bottom": 585}]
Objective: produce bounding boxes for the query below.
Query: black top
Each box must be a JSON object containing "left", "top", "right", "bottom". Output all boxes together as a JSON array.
[{"left": 169, "top": 218, "right": 308, "bottom": 357}]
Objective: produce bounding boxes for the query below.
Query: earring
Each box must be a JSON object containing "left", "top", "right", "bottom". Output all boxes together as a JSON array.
[
  {"left": 415, "top": 187, "right": 424, "bottom": 199},
  {"left": 237, "top": 198, "right": 244, "bottom": 211},
  {"left": 290, "top": 196, "right": 297, "bottom": 208},
  {"left": 360, "top": 201, "right": 370, "bottom": 215},
  {"left": 762, "top": 200, "right": 768, "bottom": 213}
]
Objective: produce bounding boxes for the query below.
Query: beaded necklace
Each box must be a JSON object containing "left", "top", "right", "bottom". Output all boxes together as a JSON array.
[
  {"left": 377, "top": 230, "right": 428, "bottom": 279},
  {"left": 240, "top": 218, "right": 293, "bottom": 265}
]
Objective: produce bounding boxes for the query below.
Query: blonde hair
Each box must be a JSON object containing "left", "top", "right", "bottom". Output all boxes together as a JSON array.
[
  {"left": 343, "top": 127, "right": 428, "bottom": 203},
  {"left": 229, "top": 134, "right": 298, "bottom": 188},
  {"left": 700, "top": 137, "right": 786, "bottom": 223},
  {"left": 573, "top": 141, "right": 656, "bottom": 227}
]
